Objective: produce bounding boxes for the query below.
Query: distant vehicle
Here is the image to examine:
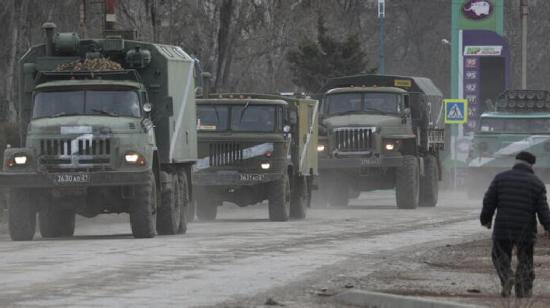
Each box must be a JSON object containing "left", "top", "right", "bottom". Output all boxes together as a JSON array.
[
  {"left": 0, "top": 23, "right": 197, "bottom": 240},
  {"left": 193, "top": 93, "right": 318, "bottom": 221},
  {"left": 466, "top": 90, "right": 550, "bottom": 198},
  {"left": 317, "top": 75, "right": 445, "bottom": 209}
]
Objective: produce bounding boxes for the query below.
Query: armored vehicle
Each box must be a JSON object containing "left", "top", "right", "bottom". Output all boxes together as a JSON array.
[
  {"left": 466, "top": 90, "right": 550, "bottom": 198},
  {"left": 0, "top": 23, "right": 197, "bottom": 240},
  {"left": 317, "top": 75, "right": 445, "bottom": 209},
  {"left": 193, "top": 93, "right": 318, "bottom": 221}
]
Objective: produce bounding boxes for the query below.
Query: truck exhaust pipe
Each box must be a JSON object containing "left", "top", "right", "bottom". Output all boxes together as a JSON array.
[
  {"left": 42, "top": 22, "right": 57, "bottom": 56},
  {"left": 201, "top": 72, "right": 212, "bottom": 98}
]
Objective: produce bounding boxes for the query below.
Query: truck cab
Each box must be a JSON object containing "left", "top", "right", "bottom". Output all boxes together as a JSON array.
[
  {"left": 193, "top": 94, "right": 318, "bottom": 221},
  {"left": 317, "top": 75, "right": 444, "bottom": 209},
  {"left": 1, "top": 23, "right": 196, "bottom": 240}
]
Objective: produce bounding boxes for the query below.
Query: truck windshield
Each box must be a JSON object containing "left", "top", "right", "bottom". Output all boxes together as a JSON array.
[
  {"left": 325, "top": 92, "right": 400, "bottom": 115},
  {"left": 480, "top": 118, "right": 550, "bottom": 134},
  {"left": 197, "top": 104, "right": 279, "bottom": 132},
  {"left": 33, "top": 90, "right": 141, "bottom": 118}
]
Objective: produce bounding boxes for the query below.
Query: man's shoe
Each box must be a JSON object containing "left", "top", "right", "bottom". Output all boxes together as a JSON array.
[
  {"left": 516, "top": 289, "right": 532, "bottom": 298},
  {"left": 501, "top": 278, "right": 514, "bottom": 297}
]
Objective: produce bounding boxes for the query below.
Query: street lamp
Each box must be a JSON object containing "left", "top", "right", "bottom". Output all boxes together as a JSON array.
[{"left": 378, "top": 0, "right": 385, "bottom": 75}]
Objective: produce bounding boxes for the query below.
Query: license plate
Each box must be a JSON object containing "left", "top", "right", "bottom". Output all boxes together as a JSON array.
[
  {"left": 361, "top": 157, "right": 381, "bottom": 166},
  {"left": 55, "top": 174, "right": 90, "bottom": 184},
  {"left": 239, "top": 173, "right": 266, "bottom": 182}
]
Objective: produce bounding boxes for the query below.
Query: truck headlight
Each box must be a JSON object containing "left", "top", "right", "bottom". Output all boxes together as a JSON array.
[
  {"left": 14, "top": 155, "right": 28, "bottom": 165},
  {"left": 317, "top": 145, "right": 326, "bottom": 152},
  {"left": 384, "top": 143, "right": 395, "bottom": 151},
  {"left": 261, "top": 162, "right": 271, "bottom": 170},
  {"left": 124, "top": 152, "right": 146, "bottom": 165}
]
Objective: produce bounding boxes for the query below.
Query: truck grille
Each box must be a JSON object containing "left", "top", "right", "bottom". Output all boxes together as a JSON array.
[
  {"left": 40, "top": 138, "right": 111, "bottom": 156},
  {"left": 209, "top": 143, "right": 243, "bottom": 167},
  {"left": 334, "top": 127, "right": 374, "bottom": 152},
  {"left": 38, "top": 137, "right": 112, "bottom": 170}
]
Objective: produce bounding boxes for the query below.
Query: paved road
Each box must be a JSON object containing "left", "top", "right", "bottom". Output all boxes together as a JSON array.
[{"left": 0, "top": 191, "right": 484, "bottom": 307}]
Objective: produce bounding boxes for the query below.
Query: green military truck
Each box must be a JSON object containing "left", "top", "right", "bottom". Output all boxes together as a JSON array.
[
  {"left": 317, "top": 75, "right": 445, "bottom": 209},
  {"left": 466, "top": 90, "right": 550, "bottom": 198},
  {"left": 193, "top": 93, "right": 318, "bottom": 221},
  {"left": 0, "top": 23, "right": 197, "bottom": 240}
]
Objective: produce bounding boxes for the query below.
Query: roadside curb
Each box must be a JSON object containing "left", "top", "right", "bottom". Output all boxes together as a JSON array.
[{"left": 334, "top": 290, "right": 480, "bottom": 308}]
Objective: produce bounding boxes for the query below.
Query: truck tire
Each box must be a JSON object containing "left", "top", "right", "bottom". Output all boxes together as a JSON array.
[
  {"left": 129, "top": 171, "right": 157, "bottom": 238},
  {"left": 157, "top": 171, "right": 184, "bottom": 235},
  {"left": 290, "top": 176, "right": 307, "bottom": 219},
  {"left": 419, "top": 155, "right": 439, "bottom": 207},
  {"left": 396, "top": 155, "right": 420, "bottom": 209},
  {"left": 196, "top": 192, "right": 218, "bottom": 221},
  {"left": 178, "top": 170, "right": 190, "bottom": 234},
  {"left": 8, "top": 189, "right": 36, "bottom": 241},
  {"left": 39, "top": 206, "right": 75, "bottom": 238},
  {"left": 268, "top": 174, "right": 290, "bottom": 221},
  {"left": 328, "top": 180, "right": 349, "bottom": 207}
]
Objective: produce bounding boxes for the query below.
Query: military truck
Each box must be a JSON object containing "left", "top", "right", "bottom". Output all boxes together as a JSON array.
[
  {"left": 317, "top": 75, "right": 445, "bottom": 209},
  {"left": 193, "top": 93, "right": 318, "bottom": 221},
  {"left": 0, "top": 23, "right": 197, "bottom": 240},
  {"left": 466, "top": 90, "right": 550, "bottom": 198}
]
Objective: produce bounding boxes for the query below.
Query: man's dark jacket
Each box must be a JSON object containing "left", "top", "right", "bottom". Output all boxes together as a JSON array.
[{"left": 481, "top": 163, "right": 550, "bottom": 242}]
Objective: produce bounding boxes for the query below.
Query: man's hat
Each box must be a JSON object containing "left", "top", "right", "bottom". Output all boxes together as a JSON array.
[{"left": 516, "top": 151, "right": 536, "bottom": 165}]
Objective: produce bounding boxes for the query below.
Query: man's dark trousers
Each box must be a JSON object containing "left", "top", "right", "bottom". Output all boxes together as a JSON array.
[{"left": 492, "top": 239, "right": 534, "bottom": 297}]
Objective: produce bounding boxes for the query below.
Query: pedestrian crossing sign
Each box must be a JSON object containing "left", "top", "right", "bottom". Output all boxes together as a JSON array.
[{"left": 444, "top": 99, "right": 468, "bottom": 124}]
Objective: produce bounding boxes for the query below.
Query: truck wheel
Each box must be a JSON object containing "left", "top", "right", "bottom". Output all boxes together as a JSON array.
[
  {"left": 396, "top": 155, "right": 420, "bottom": 209},
  {"left": 8, "top": 189, "right": 36, "bottom": 241},
  {"left": 419, "top": 155, "right": 439, "bottom": 207},
  {"left": 290, "top": 176, "right": 307, "bottom": 219},
  {"left": 268, "top": 174, "right": 290, "bottom": 221},
  {"left": 196, "top": 191, "right": 218, "bottom": 221},
  {"left": 328, "top": 180, "right": 349, "bottom": 207},
  {"left": 157, "top": 171, "right": 184, "bottom": 235},
  {"left": 130, "top": 171, "right": 157, "bottom": 238},
  {"left": 39, "top": 206, "right": 75, "bottom": 238},
  {"left": 177, "top": 170, "right": 190, "bottom": 234}
]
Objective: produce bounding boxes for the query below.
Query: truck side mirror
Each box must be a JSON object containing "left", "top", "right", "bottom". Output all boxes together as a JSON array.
[
  {"left": 289, "top": 111, "right": 298, "bottom": 125},
  {"left": 401, "top": 108, "right": 411, "bottom": 124},
  {"left": 143, "top": 103, "right": 152, "bottom": 113}
]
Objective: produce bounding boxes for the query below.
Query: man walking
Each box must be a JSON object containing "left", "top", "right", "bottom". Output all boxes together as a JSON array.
[{"left": 481, "top": 151, "right": 550, "bottom": 298}]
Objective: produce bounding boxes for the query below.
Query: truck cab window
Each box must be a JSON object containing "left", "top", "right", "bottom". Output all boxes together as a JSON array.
[
  {"left": 231, "top": 105, "right": 277, "bottom": 132},
  {"left": 326, "top": 92, "right": 399, "bottom": 115},
  {"left": 33, "top": 90, "right": 141, "bottom": 118},
  {"left": 197, "top": 105, "right": 229, "bottom": 131}
]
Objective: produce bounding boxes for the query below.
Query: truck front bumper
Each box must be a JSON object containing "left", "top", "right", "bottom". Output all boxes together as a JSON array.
[
  {"left": 194, "top": 170, "right": 283, "bottom": 187},
  {"left": 319, "top": 153, "right": 403, "bottom": 170},
  {"left": 0, "top": 169, "right": 151, "bottom": 188}
]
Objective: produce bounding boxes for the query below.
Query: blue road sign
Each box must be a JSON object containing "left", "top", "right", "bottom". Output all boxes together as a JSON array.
[{"left": 444, "top": 99, "right": 468, "bottom": 124}]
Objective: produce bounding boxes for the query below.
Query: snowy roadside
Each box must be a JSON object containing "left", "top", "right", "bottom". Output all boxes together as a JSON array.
[{"left": 216, "top": 229, "right": 550, "bottom": 308}]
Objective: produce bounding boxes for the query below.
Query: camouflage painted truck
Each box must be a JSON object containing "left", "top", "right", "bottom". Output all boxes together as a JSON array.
[
  {"left": 193, "top": 93, "right": 318, "bottom": 221},
  {"left": 0, "top": 23, "right": 197, "bottom": 240},
  {"left": 317, "top": 75, "right": 445, "bottom": 209},
  {"left": 466, "top": 90, "right": 550, "bottom": 198}
]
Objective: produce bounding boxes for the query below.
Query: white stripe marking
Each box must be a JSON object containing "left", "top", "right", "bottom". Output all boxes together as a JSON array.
[
  {"left": 195, "top": 143, "right": 274, "bottom": 171},
  {"left": 299, "top": 101, "right": 319, "bottom": 174}
]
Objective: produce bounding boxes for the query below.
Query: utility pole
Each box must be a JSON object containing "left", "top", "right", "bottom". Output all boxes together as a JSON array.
[
  {"left": 378, "top": 0, "right": 385, "bottom": 74},
  {"left": 520, "top": 0, "right": 528, "bottom": 89}
]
